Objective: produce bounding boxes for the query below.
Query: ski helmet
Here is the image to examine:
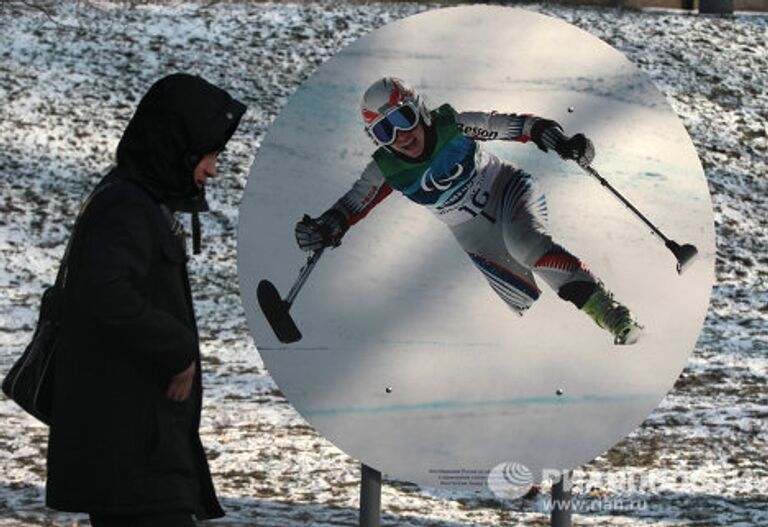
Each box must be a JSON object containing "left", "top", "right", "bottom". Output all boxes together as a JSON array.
[{"left": 361, "top": 77, "right": 431, "bottom": 146}]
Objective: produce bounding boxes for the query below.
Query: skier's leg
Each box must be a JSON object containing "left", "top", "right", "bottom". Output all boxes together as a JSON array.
[
  {"left": 465, "top": 251, "right": 541, "bottom": 315},
  {"left": 449, "top": 207, "right": 541, "bottom": 316},
  {"left": 580, "top": 285, "right": 643, "bottom": 345},
  {"left": 497, "top": 167, "right": 596, "bottom": 296},
  {"left": 498, "top": 166, "right": 642, "bottom": 344}
]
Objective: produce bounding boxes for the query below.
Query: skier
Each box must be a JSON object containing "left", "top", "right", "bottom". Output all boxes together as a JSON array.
[{"left": 294, "top": 77, "right": 642, "bottom": 345}]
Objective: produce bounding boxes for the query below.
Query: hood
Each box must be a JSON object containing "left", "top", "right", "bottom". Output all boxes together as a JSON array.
[{"left": 116, "top": 73, "right": 246, "bottom": 210}]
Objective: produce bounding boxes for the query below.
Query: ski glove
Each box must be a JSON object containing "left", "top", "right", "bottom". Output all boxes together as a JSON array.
[
  {"left": 556, "top": 133, "right": 595, "bottom": 167},
  {"left": 529, "top": 119, "right": 595, "bottom": 167},
  {"left": 295, "top": 209, "right": 349, "bottom": 252},
  {"left": 529, "top": 119, "right": 565, "bottom": 153}
]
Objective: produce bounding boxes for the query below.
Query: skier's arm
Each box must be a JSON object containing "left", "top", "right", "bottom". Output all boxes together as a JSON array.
[
  {"left": 295, "top": 161, "right": 392, "bottom": 251},
  {"left": 456, "top": 111, "right": 595, "bottom": 166},
  {"left": 456, "top": 110, "right": 538, "bottom": 143},
  {"left": 333, "top": 161, "right": 392, "bottom": 226}
]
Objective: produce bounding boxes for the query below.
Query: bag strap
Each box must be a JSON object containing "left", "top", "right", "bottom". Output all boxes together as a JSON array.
[{"left": 56, "top": 180, "right": 117, "bottom": 289}]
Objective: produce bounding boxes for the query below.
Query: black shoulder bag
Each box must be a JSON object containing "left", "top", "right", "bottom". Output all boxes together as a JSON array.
[{"left": 2, "top": 181, "right": 114, "bottom": 425}]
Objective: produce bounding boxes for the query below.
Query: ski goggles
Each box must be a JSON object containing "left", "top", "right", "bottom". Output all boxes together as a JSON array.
[{"left": 366, "top": 102, "right": 421, "bottom": 146}]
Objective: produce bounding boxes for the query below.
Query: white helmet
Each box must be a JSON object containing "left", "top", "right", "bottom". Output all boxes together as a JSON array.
[{"left": 361, "top": 77, "right": 431, "bottom": 146}]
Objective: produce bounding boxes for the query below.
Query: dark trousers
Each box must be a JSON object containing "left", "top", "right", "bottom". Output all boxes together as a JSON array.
[{"left": 89, "top": 511, "right": 196, "bottom": 527}]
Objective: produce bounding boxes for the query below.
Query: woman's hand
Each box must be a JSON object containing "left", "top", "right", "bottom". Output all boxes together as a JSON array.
[{"left": 166, "top": 361, "right": 195, "bottom": 401}]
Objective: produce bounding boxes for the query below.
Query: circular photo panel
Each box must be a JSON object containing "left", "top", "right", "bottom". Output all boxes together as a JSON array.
[{"left": 238, "top": 6, "right": 714, "bottom": 492}]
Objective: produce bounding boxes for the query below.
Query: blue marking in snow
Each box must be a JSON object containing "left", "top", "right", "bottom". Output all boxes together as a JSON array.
[
  {"left": 303, "top": 393, "right": 659, "bottom": 417},
  {"left": 642, "top": 171, "right": 666, "bottom": 179}
]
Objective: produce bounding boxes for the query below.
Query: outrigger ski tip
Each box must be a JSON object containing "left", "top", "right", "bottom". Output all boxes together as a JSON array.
[
  {"left": 666, "top": 241, "right": 699, "bottom": 275},
  {"left": 257, "top": 280, "right": 302, "bottom": 344},
  {"left": 256, "top": 249, "right": 325, "bottom": 344}
]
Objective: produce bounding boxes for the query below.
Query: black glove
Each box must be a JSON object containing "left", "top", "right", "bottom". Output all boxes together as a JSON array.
[
  {"left": 530, "top": 119, "right": 595, "bottom": 167},
  {"left": 529, "top": 119, "right": 563, "bottom": 153},
  {"left": 294, "top": 209, "right": 349, "bottom": 252},
  {"left": 556, "top": 133, "right": 595, "bottom": 167}
]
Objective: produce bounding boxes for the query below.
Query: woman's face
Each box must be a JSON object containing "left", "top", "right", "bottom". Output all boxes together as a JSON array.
[
  {"left": 389, "top": 123, "right": 425, "bottom": 159},
  {"left": 193, "top": 151, "right": 218, "bottom": 188}
]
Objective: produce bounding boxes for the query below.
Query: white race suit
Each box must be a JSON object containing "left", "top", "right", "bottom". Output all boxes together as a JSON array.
[{"left": 328, "top": 104, "right": 597, "bottom": 314}]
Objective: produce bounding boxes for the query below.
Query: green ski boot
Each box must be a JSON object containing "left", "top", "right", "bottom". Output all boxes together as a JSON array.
[{"left": 582, "top": 285, "right": 643, "bottom": 345}]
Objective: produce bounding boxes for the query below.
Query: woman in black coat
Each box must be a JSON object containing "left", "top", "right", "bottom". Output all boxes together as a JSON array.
[{"left": 46, "top": 73, "right": 246, "bottom": 526}]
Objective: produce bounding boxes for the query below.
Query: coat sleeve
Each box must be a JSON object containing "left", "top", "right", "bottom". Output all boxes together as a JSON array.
[
  {"left": 330, "top": 160, "right": 392, "bottom": 226},
  {"left": 77, "top": 190, "right": 197, "bottom": 376},
  {"left": 455, "top": 110, "right": 573, "bottom": 153},
  {"left": 455, "top": 110, "right": 541, "bottom": 143}
]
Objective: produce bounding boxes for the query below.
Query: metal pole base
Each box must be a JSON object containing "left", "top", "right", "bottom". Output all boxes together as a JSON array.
[
  {"left": 551, "top": 471, "right": 573, "bottom": 527},
  {"left": 359, "top": 464, "right": 382, "bottom": 527}
]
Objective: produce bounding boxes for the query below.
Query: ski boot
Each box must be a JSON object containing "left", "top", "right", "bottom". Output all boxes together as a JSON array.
[{"left": 582, "top": 284, "right": 643, "bottom": 345}]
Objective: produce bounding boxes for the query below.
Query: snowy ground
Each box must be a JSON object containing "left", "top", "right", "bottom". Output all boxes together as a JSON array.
[{"left": 0, "top": 2, "right": 765, "bottom": 526}]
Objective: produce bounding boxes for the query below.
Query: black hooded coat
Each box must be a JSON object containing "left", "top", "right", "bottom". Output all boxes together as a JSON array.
[{"left": 46, "top": 74, "right": 245, "bottom": 518}]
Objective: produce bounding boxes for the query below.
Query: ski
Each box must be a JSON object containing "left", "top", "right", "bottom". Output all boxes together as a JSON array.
[
  {"left": 257, "top": 280, "right": 302, "bottom": 344},
  {"left": 257, "top": 249, "right": 325, "bottom": 344}
]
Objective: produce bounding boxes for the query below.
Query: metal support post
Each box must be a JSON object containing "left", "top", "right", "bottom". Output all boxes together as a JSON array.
[
  {"left": 551, "top": 470, "right": 573, "bottom": 527},
  {"left": 699, "top": 0, "right": 734, "bottom": 14},
  {"left": 359, "top": 463, "right": 382, "bottom": 527}
]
